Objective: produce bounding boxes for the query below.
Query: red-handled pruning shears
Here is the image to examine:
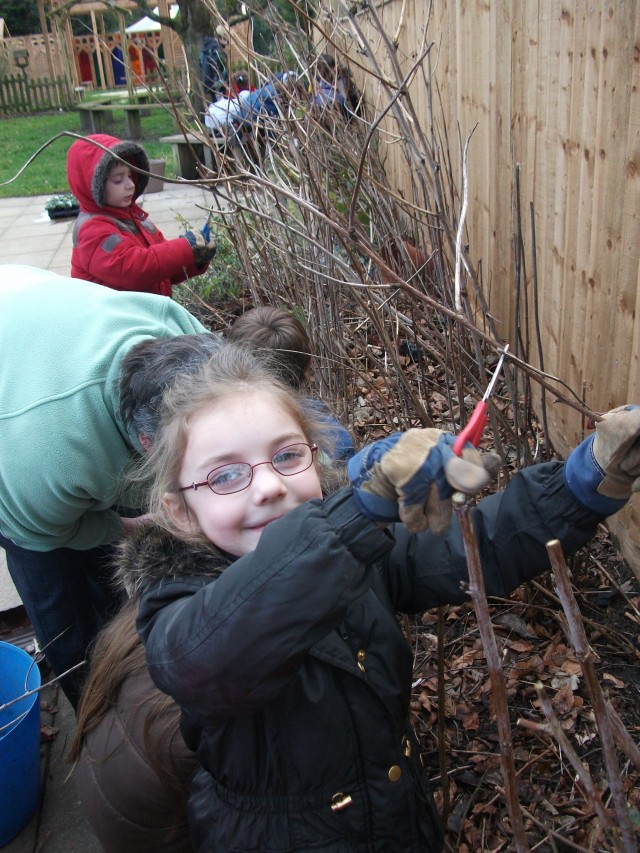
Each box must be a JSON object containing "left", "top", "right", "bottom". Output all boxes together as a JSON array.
[{"left": 453, "top": 345, "right": 509, "bottom": 456}]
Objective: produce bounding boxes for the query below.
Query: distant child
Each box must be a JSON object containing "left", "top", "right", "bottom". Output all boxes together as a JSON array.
[
  {"left": 312, "top": 53, "right": 363, "bottom": 119},
  {"left": 203, "top": 70, "right": 255, "bottom": 138},
  {"left": 233, "top": 72, "right": 302, "bottom": 161},
  {"left": 67, "top": 134, "right": 217, "bottom": 296},
  {"left": 203, "top": 90, "right": 251, "bottom": 137},
  {"left": 121, "top": 341, "right": 639, "bottom": 852},
  {"left": 228, "top": 305, "right": 355, "bottom": 460}
]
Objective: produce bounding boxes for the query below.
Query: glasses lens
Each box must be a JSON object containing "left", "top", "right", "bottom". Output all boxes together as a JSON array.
[
  {"left": 207, "top": 463, "right": 252, "bottom": 495},
  {"left": 272, "top": 443, "right": 312, "bottom": 475}
]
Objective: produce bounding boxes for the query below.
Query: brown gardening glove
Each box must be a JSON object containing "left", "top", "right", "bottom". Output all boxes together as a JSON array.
[
  {"left": 564, "top": 404, "right": 640, "bottom": 514},
  {"left": 348, "top": 428, "right": 501, "bottom": 535},
  {"left": 183, "top": 225, "right": 217, "bottom": 266}
]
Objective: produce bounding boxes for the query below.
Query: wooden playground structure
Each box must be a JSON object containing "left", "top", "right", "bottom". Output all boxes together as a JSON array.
[{"left": 1, "top": 1, "right": 251, "bottom": 99}]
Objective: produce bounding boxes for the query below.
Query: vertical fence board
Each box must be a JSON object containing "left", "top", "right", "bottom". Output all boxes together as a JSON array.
[{"left": 555, "top": 6, "right": 584, "bottom": 443}]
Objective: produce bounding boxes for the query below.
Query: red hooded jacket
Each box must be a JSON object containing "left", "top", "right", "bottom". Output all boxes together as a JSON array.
[{"left": 67, "top": 134, "right": 206, "bottom": 296}]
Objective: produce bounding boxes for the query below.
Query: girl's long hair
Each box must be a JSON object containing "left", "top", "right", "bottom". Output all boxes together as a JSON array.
[{"left": 68, "top": 598, "right": 187, "bottom": 807}]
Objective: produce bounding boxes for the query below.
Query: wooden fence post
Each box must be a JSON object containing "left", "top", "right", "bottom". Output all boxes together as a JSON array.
[{"left": 0, "top": 74, "right": 71, "bottom": 116}]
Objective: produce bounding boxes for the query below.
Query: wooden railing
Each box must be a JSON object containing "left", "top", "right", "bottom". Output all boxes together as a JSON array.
[{"left": 0, "top": 74, "right": 74, "bottom": 116}]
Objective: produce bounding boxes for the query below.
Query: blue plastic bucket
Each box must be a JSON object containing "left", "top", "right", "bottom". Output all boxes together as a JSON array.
[{"left": 0, "top": 641, "right": 41, "bottom": 846}]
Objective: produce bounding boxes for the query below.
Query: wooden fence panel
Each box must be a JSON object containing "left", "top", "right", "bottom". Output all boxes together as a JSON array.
[
  {"left": 348, "top": 0, "right": 640, "bottom": 440},
  {"left": 329, "top": 0, "right": 640, "bottom": 568},
  {"left": 0, "top": 74, "right": 72, "bottom": 115}
]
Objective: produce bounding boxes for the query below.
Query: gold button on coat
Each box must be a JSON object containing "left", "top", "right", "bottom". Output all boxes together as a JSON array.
[
  {"left": 330, "top": 792, "right": 353, "bottom": 811},
  {"left": 388, "top": 765, "right": 402, "bottom": 782}
]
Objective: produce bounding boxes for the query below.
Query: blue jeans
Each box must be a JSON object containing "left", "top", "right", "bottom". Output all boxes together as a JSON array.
[{"left": 0, "top": 532, "right": 124, "bottom": 710}]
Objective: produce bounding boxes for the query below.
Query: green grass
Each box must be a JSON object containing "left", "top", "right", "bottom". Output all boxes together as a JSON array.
[{"left": 0, "top": 109, "right": 179, "bottom": 199}]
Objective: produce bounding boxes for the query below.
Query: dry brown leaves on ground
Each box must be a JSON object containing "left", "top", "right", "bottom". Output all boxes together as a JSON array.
[{"left": 409, "top": 526, "right": 640, "bottom": 852}]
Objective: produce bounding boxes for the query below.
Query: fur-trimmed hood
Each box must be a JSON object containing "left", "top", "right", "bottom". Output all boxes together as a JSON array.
[
  {"left": 115, "top": 524, "right": 230, "bottom": 598},
  {"left": 67, "top": 133, "right": 150, "bottom": 215}
]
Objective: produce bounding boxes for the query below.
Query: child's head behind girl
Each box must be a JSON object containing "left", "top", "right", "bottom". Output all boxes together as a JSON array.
[
  {"left": 227, "top": 305, "right": 312, "bottom": 390},
  {"left": 143, "top": 342, "right": 342, "bottom": 553}
]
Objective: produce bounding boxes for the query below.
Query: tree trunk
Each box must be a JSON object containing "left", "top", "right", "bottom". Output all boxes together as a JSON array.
[
  {"left": 134, "top": 0, "right": 217, "bottom": 115},
  {"left": 175, "top": 0, "right": 217, "bottom": 116}
]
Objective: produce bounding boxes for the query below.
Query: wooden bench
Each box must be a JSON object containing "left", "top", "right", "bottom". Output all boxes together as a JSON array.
[
  {"left": 77, "top": 101, "right": 112, "bottom": 133},
  {"left": 77, "top": 102, "right": 168, "bottom": 139},
  {"left": 159, "top": 133, "right": 227, "bottom": 179}
]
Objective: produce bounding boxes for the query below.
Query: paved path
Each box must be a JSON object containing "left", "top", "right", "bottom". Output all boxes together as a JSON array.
[
  {"left": 0, "top": 182, "right": 215, "bottom": 852},
  {"left": 0, "top": 181, "right": 214, "bottom": 272}
]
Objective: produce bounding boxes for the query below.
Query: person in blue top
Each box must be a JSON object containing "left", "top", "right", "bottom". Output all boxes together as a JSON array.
[
  {"left": 228, "top": 305, "right": 355, "bottom": 461},
  {"left": 238, "top": 71, "right": 297, "bottom": 121},
  {"left": 231, "top": 72, "right": 302, "bottom": 163}
]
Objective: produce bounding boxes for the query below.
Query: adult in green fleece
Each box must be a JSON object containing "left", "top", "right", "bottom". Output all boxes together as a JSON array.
[{"left": 0, "top": 264, "right": 219, "bottom": 708}]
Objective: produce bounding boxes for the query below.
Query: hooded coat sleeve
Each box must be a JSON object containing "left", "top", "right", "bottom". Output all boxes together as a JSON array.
[
  {"left": 74, "top": 215, "right": 203, "bottom": 295},
  {"left": 382, "top": 460, "right": 602, "bottom": 611}
]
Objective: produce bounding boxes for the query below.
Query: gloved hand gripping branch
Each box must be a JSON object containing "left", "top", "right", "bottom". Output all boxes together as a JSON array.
[
  {"left": 565, "top": 404, "right": 640, "bottom": 515},
  {"left": 348, "top": 428, "right": 501, "bottom": 535},
  {"left": 183, "top": 221, "right": 217, "bottom": 266}
]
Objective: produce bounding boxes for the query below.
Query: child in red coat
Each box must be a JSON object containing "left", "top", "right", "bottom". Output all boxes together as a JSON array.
[{"left": 67, "top": 134, "right": 216, "bottom": 296}]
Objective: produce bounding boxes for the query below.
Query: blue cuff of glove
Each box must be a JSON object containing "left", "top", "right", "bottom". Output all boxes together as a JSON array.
[
  {"left": 347, "top": 435, "right": 403, "bottom": 523},
  {"left": 350, "top": 487, "right": 400, "bottom": 524},
  {"left": 564, "top": 435, "right": 628, "bottom": 516},
  {"left": 182, "top": 231, "right": 196, "bottom": 248}
]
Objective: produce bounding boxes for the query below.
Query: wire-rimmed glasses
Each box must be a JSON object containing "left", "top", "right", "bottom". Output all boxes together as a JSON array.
[{"left": 178, "top": 442, "right": 318, "bottom": 496}]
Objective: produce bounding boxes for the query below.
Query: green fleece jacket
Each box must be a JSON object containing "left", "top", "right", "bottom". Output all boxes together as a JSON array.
[{"left": 0, "top": 265, "right": 208, "bottom": 551}]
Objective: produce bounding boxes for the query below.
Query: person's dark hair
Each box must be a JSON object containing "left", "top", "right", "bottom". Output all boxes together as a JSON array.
[
  {"left": 313, "top": 53, "right": 363, "bottom": 119},
  {"left": 228, "top": 306, "right": 312, "bottom": 389},
  {"left": 232, "top": 69, "right": 250, "bottom": 90},
  {"left": 316, "top": 53, "right": 337, "bottom": 82},
  {"left": 118, "top": 333, "right": 222, "bottom": 441}
]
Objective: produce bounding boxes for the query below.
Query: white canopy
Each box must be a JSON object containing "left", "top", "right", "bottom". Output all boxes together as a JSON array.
[{"left": 125, "top": 5, "right": 178, "bottom": 34}]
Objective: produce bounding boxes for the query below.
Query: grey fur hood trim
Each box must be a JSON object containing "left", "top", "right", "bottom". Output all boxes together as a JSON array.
[
  {"left": 115, "top": 524, "right": 229, "bottom": 598},
  {"left": 92, "top": 140, "right": 150, "bottom": 206}
]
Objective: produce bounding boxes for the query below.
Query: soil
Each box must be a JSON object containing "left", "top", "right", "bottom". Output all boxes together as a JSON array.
[{"left": 411, "top": 525, "right": 640, "bottom": 852}]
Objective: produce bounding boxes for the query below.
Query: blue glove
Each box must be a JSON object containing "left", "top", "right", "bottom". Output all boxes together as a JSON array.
[
  {"left": 565, "top": 404, "right": 640, "bottom": 515},
  {"left": 348, "top": 429, "right": 500, "bottom": 534}
]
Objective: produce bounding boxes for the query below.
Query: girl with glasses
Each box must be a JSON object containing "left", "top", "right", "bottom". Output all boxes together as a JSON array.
[{"left": 117, "top": 341, "right": 637, "bottom": 852}]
